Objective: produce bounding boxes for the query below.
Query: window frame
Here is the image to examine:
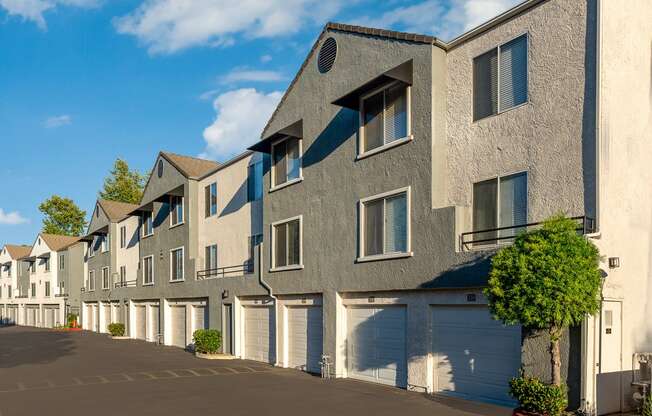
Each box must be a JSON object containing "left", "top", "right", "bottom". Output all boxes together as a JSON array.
[
  {"left": 88, "top": 270, "right": 95, "bottom": 292},
  {"left": 205, "top": 182, "right": 218, "bottom": 218},
  {"left": 270, "top": 215, "right": 303, "bottom": 272},
  {"left": 59, "top": 254, "right": 65, "bottom": 270},
  {"left": 44, "top": 257, "right": 51, "bottom": 272},
  {"left": 45, "top": 281, "right": 51, "bottom": 297},
  {"left": 270, "top": 136, "right": 303, "bottom": 192},
  {"left": 357, "top": 80, "right": 413, "bottom": 160},
  {"left": 169, "top": 246, "right": 185, "bottom": 282},
  {"left": 101, "top": 266, "right": 110, "bottom": 290},
  {"left": 101, "top": 235, "right": 109, "bottom": 253},
  {"left": 142, "top": 212, "right": 154, "bottom": 238},
  {"left": 119, "top": 265, "right": 126, "bottom": 285},
  {"left": 204, "top": 244, "right": 218, "bottom": 271},
  {"left": 142, "top": 255, "right": 154, "bottom": 286},
  {"left": 169, "top": 195, "right": 185, "bottom": 228},
  {"left": 357, "top": 186, "right": 412, "bottom": 263},
  {"left": 120, "top": 226, "right": 126, "bottom": 248},
  {"left": 472, "top": 33, "right": 530, "bottom": 122},
  {"left": 31, "top": 282, "right": 36, "bottom": 297}
]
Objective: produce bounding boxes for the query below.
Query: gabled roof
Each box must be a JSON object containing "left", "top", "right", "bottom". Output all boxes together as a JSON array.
[
  {"left": 39, "top": 234, "right": 80, "bottom": 252},
  {"left": 3, "top": 245, "right": 32, "bottom": 260},
  {"left": 97, "top": 199, "right": 139, "bottom": 223},
  {"left": 161, "top": 152, "right": 220, "bottom": 179}
]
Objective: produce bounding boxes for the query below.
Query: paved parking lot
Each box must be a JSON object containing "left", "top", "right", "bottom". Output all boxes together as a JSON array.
[{"left": 0, "top": 326, "right": 510, "bottom": 416}]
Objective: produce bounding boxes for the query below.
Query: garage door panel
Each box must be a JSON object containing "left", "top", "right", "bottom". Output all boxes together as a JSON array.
[
  {"left": 135, "top": 306, "right": 146, "bottom": 340},
  {"left": 434, "top": 330, "right": 521, "bottom": 356},
  {"left": 288, "top": 306, "right": 322, "bottom": 373},
  {"left": 171, "top": 306, "right": 186, "bottom": 348},
  {"left": 244, "top": 306, "right": 275, "bottom": 363}
]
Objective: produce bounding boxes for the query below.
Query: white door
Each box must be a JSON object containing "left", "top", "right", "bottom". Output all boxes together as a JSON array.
[
  {"left": 93, "top": 304, "right": 99, "bottom": 331},
  {"left": 149, "top": 305, "right": 160, "bottom": 342},
  {"left": 135, "top": 306, "right": 146, "bottom": 340},
  {"left": 597, "top": 301, "right": 623, "bottom": 415},
  {"left": 27, "top": 308, "right": 36, "bottom": 326},
  {"left": 45, "top": 308, "right": 54, "bottom": 328},
  {"left": 288, "top": 306, "right": 323, "bottom": 373},
  {"left": 170, "top": 306, "right": 186, "bottom": 348},
  {"left": 431, "top": 306, "right": 521, "bottom": 405},
  {"left": 347, "top": 306, "right": 407, "bottom": 387},
  {"left": 244, "top": 306, "right": 276, "bottom": 363},
  {"left": 113, "top": 304, "right": 122, "bottom": 324},
  {"left": 102, "top": 304, "right": 111, "bottom": 333}
]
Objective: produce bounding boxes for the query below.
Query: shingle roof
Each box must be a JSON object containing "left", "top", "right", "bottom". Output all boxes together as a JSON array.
[
  {"left": 98, "top": 199, "right": 139, "bottom": 223},
  {"left": 40, "top": 234, "right": 80, "bottom": 252},
  {"left": 161, "top": 152, "right": 221, "bottom": 179},
  {"left": 3, "top": 245, "right": 32, "bottom": 260}
]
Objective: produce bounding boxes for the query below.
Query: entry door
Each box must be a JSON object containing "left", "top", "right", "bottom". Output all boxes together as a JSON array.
[
  {"left": 223, "top": 304, "right": 233, "bottom": 355},
  {"left": 597, "top": 301, "right": 623, "bottom": 415}
]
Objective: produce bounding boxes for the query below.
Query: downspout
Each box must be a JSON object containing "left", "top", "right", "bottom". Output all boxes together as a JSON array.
[{"left": 257, "top": 243, "right": 276, "bottom": 302}]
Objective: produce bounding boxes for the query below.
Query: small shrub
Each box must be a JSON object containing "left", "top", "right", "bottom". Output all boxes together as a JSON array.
[
  {"left": 67, "top": 313, "right": 78, "bottom": 328},
  {"left": 510, "top": 376, "right": 568, "bottom": 416},
  {"left": 193, "top": 329, "right": 222, "bottom": 354},
  {"left": 641, "top": 392, "right": 652, "bottom": 416},
  {"left": 108, "top": 323, "right": 125, "bottom": 337}
]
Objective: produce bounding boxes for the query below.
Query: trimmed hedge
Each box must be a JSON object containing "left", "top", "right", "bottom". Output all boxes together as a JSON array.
[
  {"left": 108, "top": 323, "right": 125, "bottom": 337},
  {"left": 193, "top": 329, "right": 222, "bottom": 354},
  {"left": 510, "top": 376, "right": 568, "bottom": 416}
]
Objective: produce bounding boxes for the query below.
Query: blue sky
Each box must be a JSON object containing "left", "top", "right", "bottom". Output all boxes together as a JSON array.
[{"left": 0, "top": 0, "right": 519, "bottom": 245}]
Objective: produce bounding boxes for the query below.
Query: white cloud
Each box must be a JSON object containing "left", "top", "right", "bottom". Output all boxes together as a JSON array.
[
  {"left": 44, "top": 114, "right": 72, "bottom": 128},
  {"left": 113, "top": 0, "right": 343, "bottom": 54},
  {"left": 219, "top": 68, "right": 285, "bottom": 85},
  {"left": 260, "top": 54, "right": 273, "bottom": 63},
  {"left": 0, "top": 209, "right": 28, "bottom": 225},
  {"left": 202, "top": 88, "right": 283, "bottom": 159},
  {"left": 355, "top": 0, "right": 521, "bottom": 41},
  {"left": 0, "top": 0, "right": 100, "bottom": 30}
]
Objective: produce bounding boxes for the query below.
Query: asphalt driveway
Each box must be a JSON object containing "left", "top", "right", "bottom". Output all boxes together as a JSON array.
[{"left": 0, "top": 326, "right": 510, "bottom": 416}]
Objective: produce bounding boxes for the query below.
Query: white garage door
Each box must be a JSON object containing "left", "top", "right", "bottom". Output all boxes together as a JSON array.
[
  {"left": 135, "top": 306, "right": 146, "bottom": 340},
  {"left": 44, "top": 308, "right": 56, "bottom": 328},
  {"left": 347, "top": 306, "right": 407, "bottom": 387},
  {"left": 149, "top": 305, "right": 160, "bottom": 342},
  {"left": 244, "top": 306, "right": 275, "bottom": 363},
  {"left": 431, "top": 306, "right": 521, "bottom": 405},
  {"left": 8, "top": 306, "right": 17, "bottom": 324},
  {"left": 102, "top": 303, "right": 111, "bottom": 333},
  {"left": 27, "top": 307, "right": 37, "bottom": 326},
  {"left": 193, "top": 306, "right": 207, "bottom": 334},
  {"left": 288, "top": 306, "right": 323, "bottom": 373},
  {"left": 113, "top": 304, "right": 122, "bottom": 324},
  {"left": 170, "top": 306, "right": 186, "bottom": 348}
]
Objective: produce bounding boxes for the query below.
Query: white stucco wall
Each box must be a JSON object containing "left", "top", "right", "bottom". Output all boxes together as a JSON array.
[{"left": 116, "top": 215, "right": 140, "bottom": 282}]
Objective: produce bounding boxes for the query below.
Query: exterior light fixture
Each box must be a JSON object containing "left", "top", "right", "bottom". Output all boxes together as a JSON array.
[{"left": 608, "top": 257, "right": 620, "bottom": 269}]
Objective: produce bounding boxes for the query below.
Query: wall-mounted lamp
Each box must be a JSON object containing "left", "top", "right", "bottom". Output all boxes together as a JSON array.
[{"left": 608, "top": 257, "right": 620, "bottom": 269}]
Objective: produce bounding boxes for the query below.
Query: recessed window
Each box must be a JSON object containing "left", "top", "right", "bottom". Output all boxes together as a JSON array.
[
  {"left": 360, "top": 82, "right": 410, "bottom": 156},
  {"left": 88, "top": 270, "right": 95, "bottom": 291},
  {"left": 205, "top": 244, "right": 218, "bottom": 272},
  {"left": 142, "top": 212, "right": 153, "bottom": 237},
  {"left": 170, "top": 247, "right": 184, "bottom": 281},
  {"left": 59, "top": 255, "right": 65, "bottom": 270},
  {"left": 473, "top": 34, "right": 528, "bottom": 121},
  {"left": 120, "top": 226, "right": 127, "bottom": 248},
  {"left": 44, "top": 257, "right": 50, "bottom": 272},
  {"left": 101, "top": 235, "right": 109, "bottom": 253},
  {"left": 247, "top": 161, "right": 263, "bottom": 202},
  {"left": 143, "top": 256, "right": 154, "bottom": 285},
  {"left": 119, "top": 266, "right": 126, "bottom": 285},
  {"left": 102, "top": 267, "right": 110, "bottom": 290},
  {"left": 271, "top": 137, "right": 301, "bottom": 189},
  {"left": 31, "top": 283, "right": 36, "bottom": 297},
  {"left": 170, "top": 196, "right": 184, "bottom": 226},
  {"left": 359, "top": 188, "right": 410, "bottom": 260},
  {"left": 272, "top": 217, "right": 302, "bottom": 270},
  {"left": 472, "top": 172, "right": 527, "bottom": 245},
  {"left": 7, "top": 285, "right": 11, "bottom": 298},
  {"left": 205, "top": 182, "right": 218, "bottom": 217},
  {"left": 45, "top": 281, "right": 51, "bottom": 297}
]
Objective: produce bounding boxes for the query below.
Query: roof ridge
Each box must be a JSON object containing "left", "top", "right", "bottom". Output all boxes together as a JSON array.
[{"left": 161, "top": 151, "right": 219, "bottom": 164}]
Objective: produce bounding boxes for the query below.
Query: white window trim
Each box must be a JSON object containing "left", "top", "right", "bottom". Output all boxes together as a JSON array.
[
  {"left": 169, "top": 195, "right": 185, "bottom": 228},
  {"left": 89, "top": 270, "right": 95, "bottom": 292},
  {"left": 101, "top": 235, "right": 109, "bottom": 253},
  {"left": 142, "top": 255, "right": 155, "bottom": 286},
  {"left": 101, "top": 266, "right": 110, "bottom": 290},
  {"left": 269, "top": 215, "right": 304, "bottom": 272},
  {"left": 169, "top": 246, "right": 185, "bottom": 282},
  {"left": 357, "top": 80, "right": 413, "bottom": 160},
  {"left": 357, "top": 186, "right": 413, "bottom": 263},
  {"left": 206, "top": 182, "right": 218, "bottom": 218},
  {"left": 142, "top": 212, "right": 154, "bottom": 238},
  {"left": 269, "top": 136, "right": 304, "bottom": 193},
  {"left": 120, "top": 226, "right": 126, "bottom": 249},
  {"left": 472, "top": 32, "right": 530, "bottom": 122}
]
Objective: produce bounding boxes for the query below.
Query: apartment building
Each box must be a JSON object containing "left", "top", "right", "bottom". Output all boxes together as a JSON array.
[{"left": 0, "top": 245, "right": 31, "bottom": 324}]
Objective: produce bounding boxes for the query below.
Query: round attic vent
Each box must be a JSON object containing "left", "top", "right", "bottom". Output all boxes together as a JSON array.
[{"left": 317, "top": 37, "right": 337, "bottom": 74}]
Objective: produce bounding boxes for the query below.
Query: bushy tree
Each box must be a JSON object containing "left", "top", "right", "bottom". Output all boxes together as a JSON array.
[
  {"left": 485, "top": 215, "right": 602, "bottom": 386},
  {"left": 99, "top": 158, "right": 147, "bottom": 204},
  {"left": 39, "top": 195, "right": 87, "bottom": 236}
]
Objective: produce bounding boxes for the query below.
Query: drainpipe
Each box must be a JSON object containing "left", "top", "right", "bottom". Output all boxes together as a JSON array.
[{"left": 257, "top": 243, "right": 276, "bottom": 301}]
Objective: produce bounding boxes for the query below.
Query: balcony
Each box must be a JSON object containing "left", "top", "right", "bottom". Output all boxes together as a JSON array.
[
  {"left": 55, "top": 293, "right": 68, "bottom": 298},
  {"left": 460, "top": 215, "right": 595, "bottom": 251},
  {"left": 114, "top": 280, "right": 137, "bottom": 288},
  {"left": 15, "top": 295, "right": 28, "bottom": 299},
  {"left": 196, "top": 263, "right": 254, "bottom": 281}
]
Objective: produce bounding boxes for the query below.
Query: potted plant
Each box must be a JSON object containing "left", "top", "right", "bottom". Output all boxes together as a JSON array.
[
  {"left": 108, "top": 323, "right": 129, "bottom": 339},
  {"left": 193, "top": 329, "right": 234, "bottom": 360},
  {"left": 485, "top": 215, "right": 602, "bottom": 415}
]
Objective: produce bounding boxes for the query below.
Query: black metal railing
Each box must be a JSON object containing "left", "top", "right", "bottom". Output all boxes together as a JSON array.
[
  {"left": 15, "top": 295, "right": 28, "bottom": 299},
  {"left": 114, "top": 279, "right": 137, "bottom": 288},
  {"left": 460, "top": 216, "right": 595, "bottom": 251},
  {"left": 55, "top": 293, "right": 68, "bottom": 298},
  {"left": 196, "top": 262, "right": 254, "bottom": 280}
]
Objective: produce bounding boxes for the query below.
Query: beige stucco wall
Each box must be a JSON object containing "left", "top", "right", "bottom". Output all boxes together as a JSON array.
[{"left": 116, "top": 215, "right": 140, "bottom": 283}]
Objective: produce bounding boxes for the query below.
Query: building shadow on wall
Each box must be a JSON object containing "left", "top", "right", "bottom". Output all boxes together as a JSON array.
[
  {"left": 302, "top": 108, "right": 357, "bottom": 169},
  {"left": 581, "top": 0, "right": 598, "bottom": 221}
]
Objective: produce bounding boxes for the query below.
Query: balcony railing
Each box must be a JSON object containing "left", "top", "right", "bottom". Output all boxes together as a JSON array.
[
  {"left": 114, "top": 279, "right": 137, "bottom": 288},
  {"left": 15, "top": 295, "right": 28, "bottom": 299},
  {"left": 55, "top": 293, "right": 68, "bottom": 298},
  {"left": 196, "top": 262, "right": 254, "bottom": 280},
  {"left": 460, "top": 216, "right": 595, "bottom": 251}
]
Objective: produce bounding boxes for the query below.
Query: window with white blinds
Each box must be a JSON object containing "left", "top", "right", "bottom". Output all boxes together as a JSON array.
[
  {"left": 170, "top": 247, "right": 184, "bottom": 281},
  {"left": 472, "top": 172, "right": 527, "bottom": 245},
  {"left": 272, "top": 217, "right": 301, "bottom": 269},
  {"left": 361, "top": 82, "right": 410, "bottom": 155},
  {"left": 272, "top": 137, "right": 301, "bottom": 188},
  {"left": 473, "top": 34, "right": 528, "bottom": 120},
  {"left": 360, "top": 189, "right": 410, "bottom": 259}
]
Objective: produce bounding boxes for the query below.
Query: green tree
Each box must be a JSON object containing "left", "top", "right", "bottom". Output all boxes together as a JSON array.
[
  {"left": 99, "top": 158, "right": 147, "bottom": 204},
  {"left": 485, "top": 215, "right": 602, "bottom": 386},
  {"left": 39, "top": 195, "right": 88, "bottom": 236}
]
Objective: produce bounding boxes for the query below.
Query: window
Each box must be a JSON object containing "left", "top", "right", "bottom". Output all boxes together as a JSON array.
[
  {"left": 205, "top": 183, "right": 218, "bottom": 217},
  {"left": 360, "top": 82, "right": 410, "bottom": 156},
  {"left": 248, "top": 234, "right": 263, "bottom": 269},
  {"left": 143, "top": 256, "right": 154, "bottom": 285},
  {"left": 120, "top": 266, "right": 126, "bottom": 285},
  {"left": 58, "top": 281, "right": 65, "bottom": 294},
  {"left": 89, "top": 270, "right": 95, "bottom": 291},
  {"left": 30, "top": 262, "right": 35, "bottom": 274},
  {"left": 45, "top": 282, "right": 50, "bottom": 297},
  {"left": 101, "top": 267, "right": 110, "bottom": 290},
  {"left": 271, "top": 137, "right": 301, "bottom": 189},
  {"left": 472, "top": 172, "right": 527, "bottom": 245},
  {"left": 170, "top": 248, "right": 184, "bottom": 281},
  {"left": 272, "top": 217, "right": 302, "bottom": 270},
  {"left": 170, "top": 196, "right": 184, "bottom": 226},
  {"left": 473, "top": 34, "right": 528, "bottom": 120},
  {"left": 359, "top": 188, "right": 410, "bottom": 260},
  {"left": 59, "top": 255, "right": 65, "bottom": 270},
  {"left": 101, "top": 235, "right": 109, "bottom": 253},
  {"left": 0, "top": 286, "right": 2, "bottom": 298},
  {"left": 142, "top": 212, "right": 153, "bottom": 237},
  {"left": 120, "top": 226, "right": 126, "bottom": 248},
  {"left": 44, "top": 258, "right": 50, "bottom": 272},
  {"left": 31, "top": 283, "right": 36, "bottom": 297},
  {"left": 247, "top": 161, "right": 263, "bottom": 201},
  {"left": 205, "top": 245, "right": 218, "bottom": 272},
  {"left": 7, "top": 285, "right": 11, "bottom": 298}
]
